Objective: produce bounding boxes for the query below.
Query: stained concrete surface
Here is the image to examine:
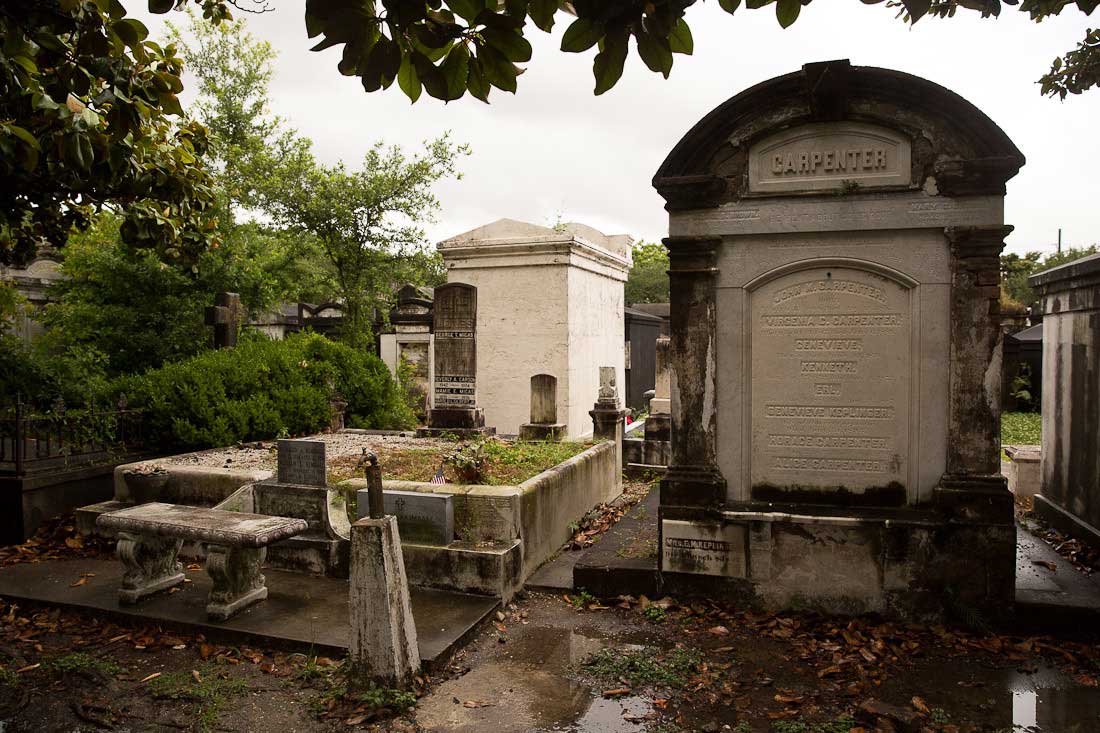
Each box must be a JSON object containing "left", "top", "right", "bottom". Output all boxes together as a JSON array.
[
  {"left": 1015, "top": 521, "right": 1100, "bottom": 628},
  {"left": 0, "top": 557, "right": 496, "bottom": 666}
]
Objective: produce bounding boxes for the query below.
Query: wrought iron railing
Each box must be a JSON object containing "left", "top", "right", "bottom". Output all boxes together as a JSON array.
[{"left": 0, "top": 398, "right": 145, "bottom": 476}]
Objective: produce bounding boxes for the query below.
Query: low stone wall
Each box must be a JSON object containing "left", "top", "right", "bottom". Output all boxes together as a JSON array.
[
  {"left": 338, "top": 440, "right": 621, "bottom": 597},
  {"left": 517, "top": 440, "right": 619, "bottom": 577}
]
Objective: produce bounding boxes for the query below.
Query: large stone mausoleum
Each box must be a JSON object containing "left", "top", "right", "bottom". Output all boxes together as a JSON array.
[{"left": 653, "top": 60, "right": 1024, "bottom": 618}]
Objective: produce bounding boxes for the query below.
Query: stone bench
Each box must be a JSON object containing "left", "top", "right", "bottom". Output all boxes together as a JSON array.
[{"left": 96, "top": 502, "right": 308, "bottom": 620}]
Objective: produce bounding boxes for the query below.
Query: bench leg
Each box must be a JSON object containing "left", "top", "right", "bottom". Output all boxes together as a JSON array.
[
  {"left": 117, "top": 531, "right": 184, "bottom": 604},
  {"left": 206, "top": 544, "right": 268, "bottom": 621}
]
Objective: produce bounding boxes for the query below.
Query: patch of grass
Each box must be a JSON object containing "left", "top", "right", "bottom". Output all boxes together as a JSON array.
[
  {"left": 44, "top": 652, "right": 121, "bottom": 677},
  {"left": 312, "top": 682, "right": 416, "bottom": 717},
  {"left": 328, "top": 439, "right": 590, "bottom": 485},
  {"left": 1002, "top": 411, "right": 1041, "bottom": 446},
  {"left": 642, "top": 606, "right": 667, "bottom": 624},
  {"left": 581, "top": 646, "right": 700, "bottom": 689},
  {"left": 147, "top": 665, "right": 249, "bottom": 732},
  {"left": 0, "top": 668, "right": 18, "bottom": 687},
  {"left": 568, "top": 590, "right": 598, "bottom": 609}
]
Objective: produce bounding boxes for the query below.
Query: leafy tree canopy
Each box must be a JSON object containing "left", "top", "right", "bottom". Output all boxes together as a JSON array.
[
  {"left": 625, "top": 240, "right": 670, "bottom": 304},
  {"left": 155, "top": 0, "right": 1098, "bottom": 104},
  {"left": 259, "top": 135, "right": 469, "bottom": 347},
  {"left": 1, "top": 0, "right": 224, "bottom": 268},
  {"left": 1001, "top": 244, "right": 1099, "bottom": 306}
]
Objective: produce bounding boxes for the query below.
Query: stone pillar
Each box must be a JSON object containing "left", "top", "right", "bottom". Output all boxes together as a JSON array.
[
  {"left": 349, "top": 515, "right": 420, "bottom": 688},
  {"left": 590, "top": 366, "right": 627, "bottom": 468},
  {"left": 204, "top": 292, "right": 241, "bottom": 349},
  {"left": 938, "top": 226, "right": 1014, "bottom": 521},
  {"left": 1029, "top": 253, "right": 1100, "bottom": 546},
  {"left": 519, "top": 374, "right": 565, "bottom": 441},
  {"left": 661, "top": 236, "right": 725, "bottom": 509}
]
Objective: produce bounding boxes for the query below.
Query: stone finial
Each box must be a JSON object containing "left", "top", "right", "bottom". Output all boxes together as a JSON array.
[{"left": 597, "top": 366, "right": 618, "bottom": 406}]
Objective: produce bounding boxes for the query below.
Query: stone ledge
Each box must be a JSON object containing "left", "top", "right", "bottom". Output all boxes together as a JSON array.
[{"left": 1034, "top": 493, "right": 1100, "bottom": 549}]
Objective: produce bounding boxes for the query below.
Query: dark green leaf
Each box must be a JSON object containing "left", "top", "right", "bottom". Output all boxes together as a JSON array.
[
  {"left": 398, "top": 54, "right": 423, "bottom": 102},
  {"left": 561, "top": 18, "right": 603, "bottom": 53},
  {"left": 593, "top": 30, "right": 628, "bottom": 95},
  {"left": 668, "top": 18, "right": 693, "bottom": 55},
  {"left": 113, "top": 18, "right": 149, "bottom": 48},
  {"left": 148, "top": 0, "right": 175, "bottom": 13},
  {"left": 776, "top": 0, "right": 801, "bottom": 28},
  {"left": 412, "top": 53, "right": 448, "bottom": 99},
  {"left": 447, "top": 0, "right": 485, "bottom": 22},
  {"left": 482, "top": 27, "right": 532, "bottom": 62},
  {"left": 529, "top": 0, "right": 557, "bottom": 31},
  {"left": 718, "top": 0, "right": 741, "bottom": 13},
  {"left": 478, "top": 44, "right": 517, "bottom": 93},
  {"left": 439, "top": 43, "right": 471, "bottom": 100},
  {"left": 467, "top": 55, "right": 491, "bottom": 102},
  {"left": 7, "top": 125, "right": 40, "bottom": 151},
  {"left": 636, "top": 30, "right": 673, "bottom": 77}
]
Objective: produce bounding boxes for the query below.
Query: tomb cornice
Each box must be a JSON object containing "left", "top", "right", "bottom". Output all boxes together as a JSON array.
[
  {"left": 653, "top": 60, "right": 1025, "bottom": 208},
  {"left": 440, "top": 237, "right": 631, "bottom": 275}
]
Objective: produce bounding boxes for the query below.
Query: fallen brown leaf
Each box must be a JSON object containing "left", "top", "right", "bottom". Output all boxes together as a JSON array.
[{"left": 140, "top": 672, "right": 161, "bottom": 683}]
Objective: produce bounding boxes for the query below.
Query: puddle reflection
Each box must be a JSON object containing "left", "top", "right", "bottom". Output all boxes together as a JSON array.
[{"left": 1007, "top": 667, "right": 1100, "bottom": 733}]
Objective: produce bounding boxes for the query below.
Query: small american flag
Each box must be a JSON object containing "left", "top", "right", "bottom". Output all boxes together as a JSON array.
[{"left": 430, "top": 462, "right": 447, "bottom": 485}]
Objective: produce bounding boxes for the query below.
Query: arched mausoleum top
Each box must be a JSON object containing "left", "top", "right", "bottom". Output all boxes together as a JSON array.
[{"left": 654, "top": 59, "right": 1024, "bottom": 210}]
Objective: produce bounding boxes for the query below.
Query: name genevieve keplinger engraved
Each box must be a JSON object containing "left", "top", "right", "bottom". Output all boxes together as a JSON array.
[{"left": 771, "top": 148, "right": 889, "bottom": 176}]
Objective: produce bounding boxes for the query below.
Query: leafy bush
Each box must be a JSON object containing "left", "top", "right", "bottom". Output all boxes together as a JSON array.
[{"left": 116, "top": 332, "right": 414, "bottom": 451}]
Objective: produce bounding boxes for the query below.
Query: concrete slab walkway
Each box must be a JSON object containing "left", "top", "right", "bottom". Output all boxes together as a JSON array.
[
  {"left": 1015, "top": 520, "right": 1100, "bottom": 629},
  {"left": 0, "top": 558, "right": 497, "bottom": 668}
]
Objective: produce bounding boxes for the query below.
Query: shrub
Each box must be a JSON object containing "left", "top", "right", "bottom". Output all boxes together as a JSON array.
[{"left": 115, "top": 331, "right": 414, "bottom": 451}]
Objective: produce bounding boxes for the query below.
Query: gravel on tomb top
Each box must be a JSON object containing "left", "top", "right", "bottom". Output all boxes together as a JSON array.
[{"left": 158, "top": 432, "right": 454, "bottom": 472}]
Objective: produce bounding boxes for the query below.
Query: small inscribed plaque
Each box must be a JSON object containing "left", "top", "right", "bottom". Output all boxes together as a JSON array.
[{"left": 276, "top": 439, "right": 327, "bottom": 487}]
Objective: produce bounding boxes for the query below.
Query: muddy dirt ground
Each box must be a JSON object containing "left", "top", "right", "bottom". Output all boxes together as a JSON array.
[{"left": 0, "top": 586, "right": 1098, "bottom": 733}]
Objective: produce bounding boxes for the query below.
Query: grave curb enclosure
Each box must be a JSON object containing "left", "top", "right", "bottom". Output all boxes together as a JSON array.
[
  {"left": 652, "top": 60, "right": 1023, "bottom": 619},
  {"left": 341, "top": 439, "right": 619, "bottom": 599}
]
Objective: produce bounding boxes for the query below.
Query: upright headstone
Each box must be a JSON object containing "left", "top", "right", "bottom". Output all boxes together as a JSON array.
[
  {"left": 204, "top": 292, "right": 241, "bottom": 349},
  {"left": 643, "top": 335, "right": 672, "bottom": 465},
  {"left": 651, "top": 60, "right": 1023, "bottom": 619},
  {"left": 419, "top": 283, "right": 493, "bottom": 436},
  {"left": 276, "top": 439, "right": 327, "bottom": 487},
  {"left": 590, "top": 366, "right": 627, "bottom": 469},
  {"left": 1028, "top": 254, "right": 1100, "bottom": 547},
  {"left": 519, "top": 374, "right": 566, "bottom": 441}
]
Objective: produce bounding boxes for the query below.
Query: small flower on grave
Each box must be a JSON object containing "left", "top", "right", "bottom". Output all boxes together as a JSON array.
[{"left": 298, "top": 360, "right": 309, "bottom": 368}]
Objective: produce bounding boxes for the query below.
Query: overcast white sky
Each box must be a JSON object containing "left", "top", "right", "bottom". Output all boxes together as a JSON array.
[{"left": 134, "top": 2, "right": 1099, "bottom": 257}]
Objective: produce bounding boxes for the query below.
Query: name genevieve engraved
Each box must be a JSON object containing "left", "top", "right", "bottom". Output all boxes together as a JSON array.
[
  {"left": 761, "top": 313, "right": 901, "bottom": 328},
  {"left": 768, "top": 434, "right": 889, "bottom": 449},
  {"left": 766, "top": 405, "right": 895, "bottom": 419},
  {"left": 771, "top": 148, "right": 890, "bottom": 177},
  {"left": 774, "top": 280, "right": 887, "bottom": 304},
  {"left": 794, "top": 338, "right": 863, "bottom": 351},
  {"left": 772, "top": 456, "right": 887, "bottom": 473}
]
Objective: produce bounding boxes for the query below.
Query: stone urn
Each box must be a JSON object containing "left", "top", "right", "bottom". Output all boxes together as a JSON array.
[{"left": 122, "top": 466, "right": 170, "bottom": 504}]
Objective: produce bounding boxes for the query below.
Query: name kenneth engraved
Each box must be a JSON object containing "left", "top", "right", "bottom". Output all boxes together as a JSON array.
[
  {"left": 771, "top": 148, "right": 888, "bottom": 177},
  {"left": 800, "top": 361, "right": 856, "bottom": 374}
]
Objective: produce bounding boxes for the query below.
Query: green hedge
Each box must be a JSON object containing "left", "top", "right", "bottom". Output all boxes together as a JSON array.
[{"left": 116, "top": 332, "right": 414, "bottom": 451}]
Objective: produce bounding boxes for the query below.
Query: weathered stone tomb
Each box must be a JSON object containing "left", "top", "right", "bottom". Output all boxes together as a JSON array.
[{"left": 652, "top": 60, "right": 1024, "bottom": 618}]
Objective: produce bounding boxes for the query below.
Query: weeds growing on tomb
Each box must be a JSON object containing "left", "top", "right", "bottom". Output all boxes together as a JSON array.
[{"left": 580, "top": 645, "right": 702, "bottom": 689}]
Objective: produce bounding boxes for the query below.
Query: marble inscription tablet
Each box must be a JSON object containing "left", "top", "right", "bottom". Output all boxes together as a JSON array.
[{"left": 749, "top": 265, "right": 910, "bottom": 497}]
